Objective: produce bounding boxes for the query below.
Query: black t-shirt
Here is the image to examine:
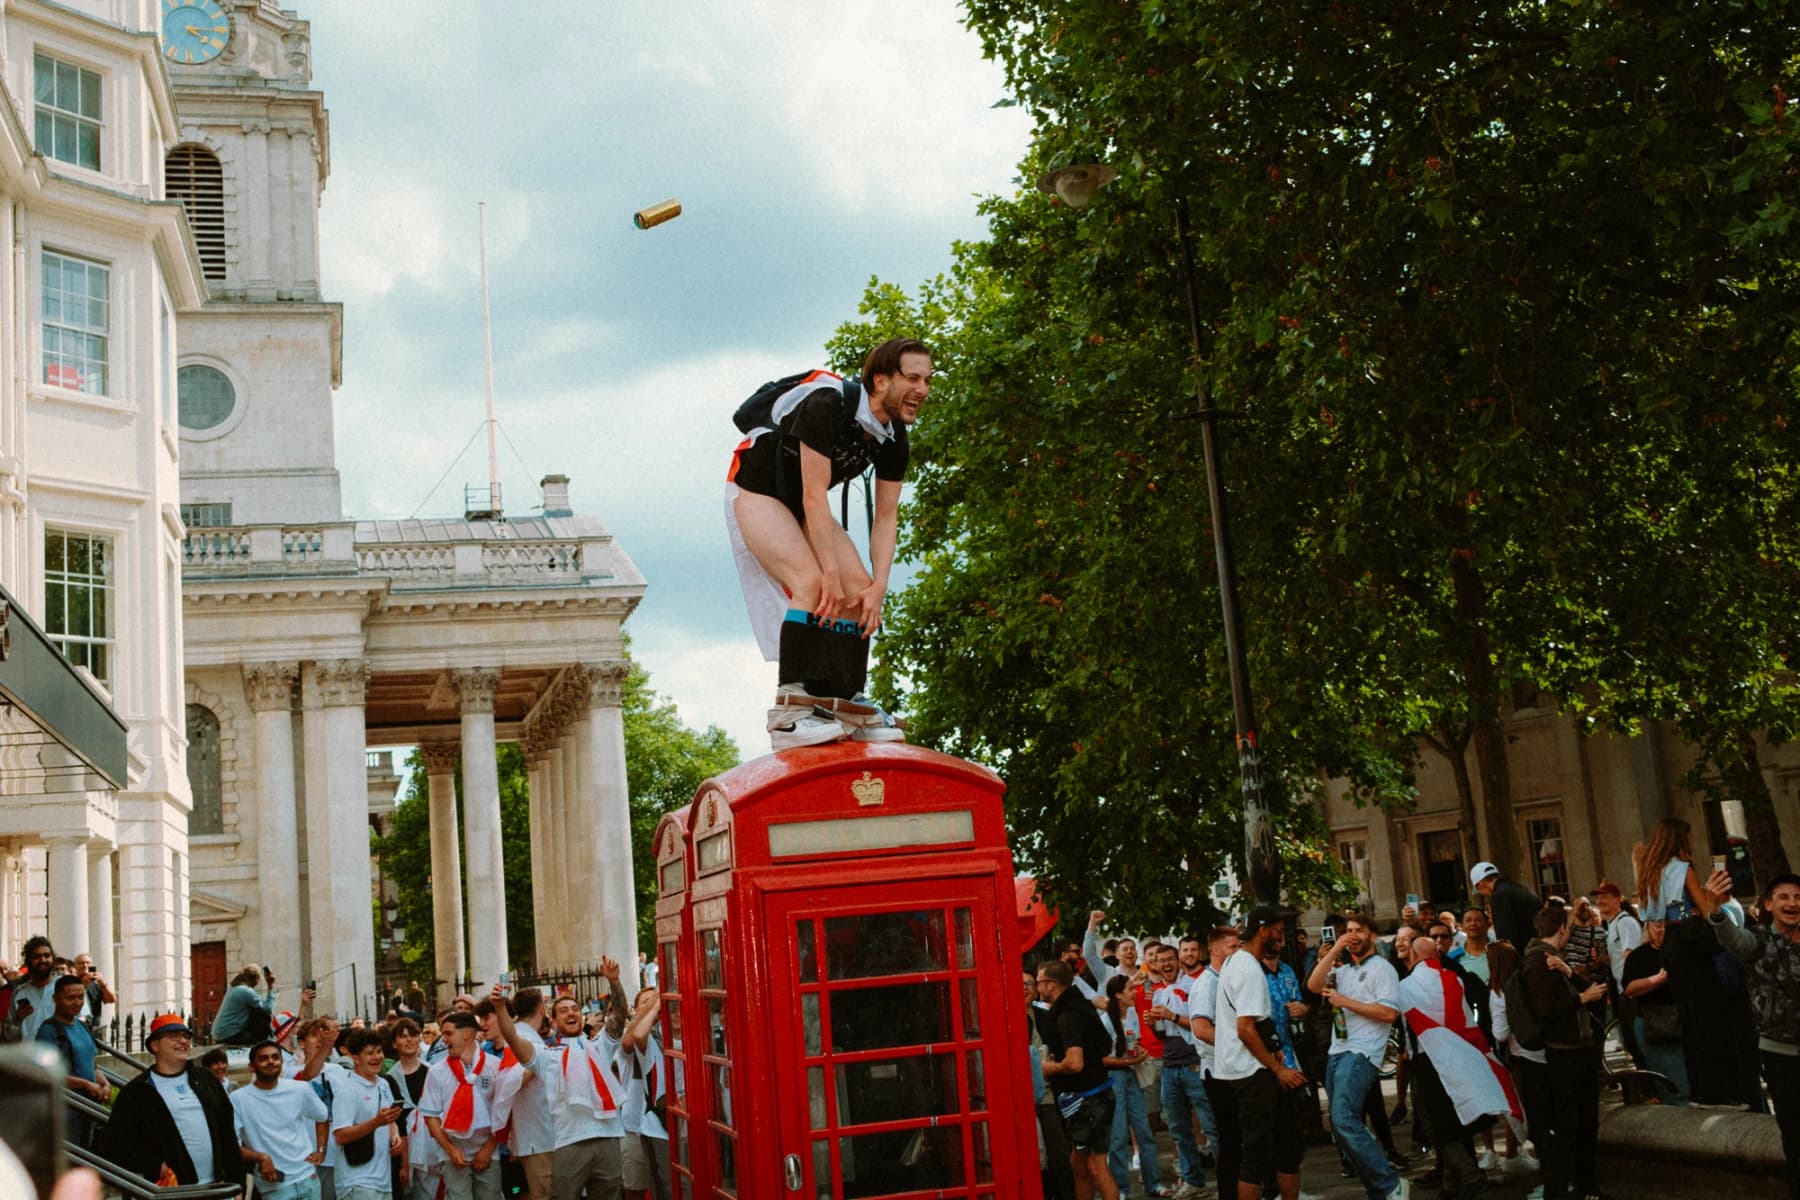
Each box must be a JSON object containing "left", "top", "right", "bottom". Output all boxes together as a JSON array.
[
  {"left": 1623, "top": 943, "right": 1675, "bottom": 1008},
  {"left": 731, "top": 385, "right": 908, "bottom": 508},
  {"left": 1046, "top": 987, "right": 1112, "bottom": 1095}
]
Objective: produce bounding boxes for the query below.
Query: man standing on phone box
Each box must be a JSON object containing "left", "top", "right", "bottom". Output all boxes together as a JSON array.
[{"left": 234, "top": 1040, "right": 330, "bottom": 1200}]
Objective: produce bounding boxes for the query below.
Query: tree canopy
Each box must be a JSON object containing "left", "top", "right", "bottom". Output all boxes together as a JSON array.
[{"left": 846, "top": 0, "right": 1800, "bottom": 927}]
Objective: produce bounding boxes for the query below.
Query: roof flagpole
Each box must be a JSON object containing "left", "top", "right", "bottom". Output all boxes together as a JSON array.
[{"left": 478, "top": 201, "right": 501, "bottom": 518}]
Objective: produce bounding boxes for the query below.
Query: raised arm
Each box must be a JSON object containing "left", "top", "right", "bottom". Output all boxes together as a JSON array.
[
  {"left": 487, "top": 984, "right": 535, "bottom": 1065},
  {"left": 601, "top": 958, "right": 630, "bottom": 1041},
  {"left": 623, "top": 988, "right": 659, "bottom": 1054}
]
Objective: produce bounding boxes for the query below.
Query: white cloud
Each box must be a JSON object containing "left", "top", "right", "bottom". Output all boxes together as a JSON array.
[
  {"left": 319, "top": 174, "right": 534, "bottom": 305},
  {"left": 631, "top": 623, "right": 776, "bottom": 759}
]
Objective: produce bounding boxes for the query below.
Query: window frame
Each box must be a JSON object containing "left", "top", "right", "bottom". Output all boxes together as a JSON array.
[
  {"left": 33, "top": 51, "right": 103, "bottom": 171},
  {"left": 185, "top": 704, "right": 224, "bottom": 836},
  {"left": 44, "top": 527, "right": 116, "bottom": 690},
  {"left": 41, "top": 248, "right": 110, "bottom": 397}
]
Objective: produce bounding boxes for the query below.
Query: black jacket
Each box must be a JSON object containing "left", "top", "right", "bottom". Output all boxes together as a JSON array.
[
  {"left": 1489, "top": 876, "right": 1542, "bottom": 950},
  {"left": 100, "top": 1063, "right": 241, "bottom": 1187},
  {"left": 1523, "top": 938, "right": 1591, "bottom": 1051}
]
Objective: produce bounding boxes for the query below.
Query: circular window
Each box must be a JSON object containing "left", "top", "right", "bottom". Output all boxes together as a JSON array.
[{"left": 178, "top": 364, "right": 236, "bottom": 430}]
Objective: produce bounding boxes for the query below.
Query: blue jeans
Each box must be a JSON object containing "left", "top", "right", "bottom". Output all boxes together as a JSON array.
[
  {"left": 1160, "top": 1061, "right": 1218, "bottom": 1187},
  {"left": 1326, "top": 1051, "right": 1399, "bottom": 1199},
  {"left": 1635, "top": 1016, "right": 1690, "bottom": 1105},
  {"left": 1109, "top": 1069, "right": 1162, "bottom": 1194}
]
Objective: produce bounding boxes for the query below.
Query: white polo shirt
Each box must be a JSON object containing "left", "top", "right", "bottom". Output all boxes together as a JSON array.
[{"left": 1326, "top": 951, "right": 1400, "bottom": 1066}]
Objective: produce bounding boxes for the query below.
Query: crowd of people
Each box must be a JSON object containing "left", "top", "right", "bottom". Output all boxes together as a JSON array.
[
  {"left": 1028, "top": 818, "right": 1800, "bottom": 1200},
  {"left": 4, "top": 948, "right": 669, "bottom": 1200}
]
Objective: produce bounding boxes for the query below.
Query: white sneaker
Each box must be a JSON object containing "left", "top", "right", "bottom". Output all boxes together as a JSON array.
[
  {"left": 1386, "top": 1180, "right": 1411, "bottom": 1200},
  {"left": 839, "top": 693, "right": 906, "bottom": 742},
  {"left": 1508, "top": 1150, "right": 1539, "bottom": 1171},
  {"left": 767, "top": 708, "right": 846, "bottom": 751},
  {"left": 1476, "top": 1149, "right": 1499, "bottom": 1170}
]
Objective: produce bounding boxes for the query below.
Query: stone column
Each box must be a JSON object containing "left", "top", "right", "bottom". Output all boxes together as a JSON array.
[
  {"left": 305, "top": 659, "right": 374, "bottom": 1017},
  {"left": 241, "top": 122, "right": 273, "bottom": 296},
  {"left": 524, "top": 739, "right": 550, "bottom": 970},
  {"left": 268, "top": 128, "right": 295, "bottom": 293},
  {"left": 453, "top": 669, "right": 507, "bottom": 987},
  {"left": 419, "top": 741, "right": 465, "bottom": 1007},
  {"left": 87, "top": 846, "right": 114, "bottom": 987},
  {"left": 576, "top": 662, "right": 637, "bottom": 991},
  {"left": 564, "top": 703, "right": 597, "bottom": 966},
  {"left": 541, "top": 738, "right": 567, "bottom": 966},
  {"left": 245, "top": 663, "right": 301, "bottom": 986},
  {"left": 45, "top": 836, "right": 89, "bottom": 964}
]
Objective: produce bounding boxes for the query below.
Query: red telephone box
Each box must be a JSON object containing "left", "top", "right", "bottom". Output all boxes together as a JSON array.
[{"left": 655, "top": 742, "right": 1042, "bottom": 1200}]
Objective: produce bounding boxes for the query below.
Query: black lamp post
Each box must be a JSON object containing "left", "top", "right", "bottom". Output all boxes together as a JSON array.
[{"left": 1038, "top": 165, "right": 1280, "bottom": 906}]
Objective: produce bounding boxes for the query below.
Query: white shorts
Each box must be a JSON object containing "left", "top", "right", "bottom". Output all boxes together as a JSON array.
[{"left": 724, "top": 482, "right": 787, "bottom": 662}]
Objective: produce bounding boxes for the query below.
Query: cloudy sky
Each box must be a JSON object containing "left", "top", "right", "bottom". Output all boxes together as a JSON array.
[{"left": 306, "top": 2, "right": 1033, "bottom": 754}]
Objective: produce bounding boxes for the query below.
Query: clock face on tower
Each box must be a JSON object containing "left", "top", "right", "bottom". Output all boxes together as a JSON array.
[{"left": 162, "top": 0, "right": 231, "bottom": 65}]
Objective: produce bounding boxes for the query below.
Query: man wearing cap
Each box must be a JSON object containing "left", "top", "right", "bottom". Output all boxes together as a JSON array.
[
  {"left": 1469, "top": 862, "right": 1540, "bottom": 950},
  {"left": 1593, "top": 880, "right": 1645, "bottom": 1069},
  {"left": 100, "top": 1013, "right": 243, "bottom": 1187},
  {"left": 1213, "top": 908, "right": 1307, "bottom": 1200}
]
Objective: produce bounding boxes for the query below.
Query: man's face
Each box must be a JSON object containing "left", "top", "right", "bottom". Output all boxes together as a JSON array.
[
  {"left": 1022, "top": 972, "right": 1035, "bottom": 1004},
  {"left": 1645, "top": 919, "right": 1665, "bottom": 947},
  {"left": 251, "top": 1045, "right": 284, "bottom": 1083},
  {"left": 1156, "top": 946, "right": 1178, "bottom": 979},
  {"left": 1116, "top": 940, "right": 1137, "bottom": 969},
  {"left": 554, "top": 999, "right": 584, "bottom": 1036},
  {"left": 479, "top": 1011, "right": 499, "bottom": 1042},
  {"left": 207, "top": 1058, "right": 230, "bottom": 1082},
  {"left": 1595, "top": 892, "right": 1621, "bottom": 920},
  {"left": 1476, "top": 876, "right": 1496, "bottom": 898},
  {"left": 394, "top": 1028, "right": 420, "bottom": 1058},
  {"left": 53, "top": 982, "right": 85, "bottom": 1021},
  {"left": 1340, "top": 922, "right": 1369, "bottom": 957},
  {"left": 452, "top": 997, "right": 475, "bottom": 1014},
  {"left": 1461, "top": 911, "right": 1489, "bottom": 941},
  {"left": 354, "top": 1043, "right": 385, "bottom": 1078},
  {"left": 1034, "top": 970, "right": 1058, "bottom": 1002},
  {"left": 25, "top": 945, "right": 53, "bottom": 981},
  {"left": 1767, "top": 883, "right": 1800, "bottom": 930},
  {"left": 1177, "top": 939, "right": 1202, "bottom": 972},
  {"left": 443, "top": 1023, "right": 476, "bottom": 1056},
  {"left": 1414, "top": 929, "right": 1445, "bottom": 961},
  {"left": 151, "top": 1029, "right": 191, "bottom": 1068},
  {"left": 878, "top": 351, "right": 931, "bottom": 426},
  {"left": 1059, "top": 943, "right": 1081, "bottom": 966},
  {"left": 74, "top": 954, "right": 94, "bottom": 978},
  {"left": 1393, "top": 928, "right": 1415, "bottom": 964},
  {"left": 1210, "top": 934, "right": 1240, "bottom": 967}
]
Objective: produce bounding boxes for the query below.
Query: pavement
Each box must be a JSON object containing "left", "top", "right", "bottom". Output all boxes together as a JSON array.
[{"left": 1116, "top": 1078, "right": 1554, "bottom": 1200}]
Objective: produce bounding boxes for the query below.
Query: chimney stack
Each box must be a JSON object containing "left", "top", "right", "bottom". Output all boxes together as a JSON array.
[{"left": 541, "top": 474, "right": 573, "bottom": 517}]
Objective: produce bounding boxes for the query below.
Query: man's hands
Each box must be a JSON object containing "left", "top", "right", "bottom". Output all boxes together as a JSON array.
[
  {"left": 847, "top": 579, "right": 885, "bottom": 638},
  {"left": 1284, "top": 1000, "right": 1309, "bottom": 1018},
  {"left": 1089, "top": 910, "right": 1106, "bottom": 931},
  {"left": 600, "top": 957, "right": 621, "bottom": 983},
  {"left": 1706, "top": 868, "right": 1734, "bottom": 902},
  {"left": 1578, "top": 981, "right": 1608, "bottom": 1004},
  {"left": 1276, "top": 1066, "right": 1307, "bottom": 1090},
  {"left": 256, "top": 1153, "right": 279, "bottom": 1183},
  {"left": 472, "top": 1140, "right": 496, "bottom": 1172},
  {"left": 446, "top": 1146, "right": 469, "bottom": 1170},
  {"left": 390, "top": 1134, "right": 407, "bottom": 1159},
  {"left": 304, "top": 1149, "right": 325, "bottom": 1167}
]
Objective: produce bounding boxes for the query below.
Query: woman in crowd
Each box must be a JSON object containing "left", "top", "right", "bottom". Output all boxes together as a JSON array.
[
  {"left": 1621, "top": 919, "right": 1689, "bottom": 1104},
  {"left": 1484, "top": 941, "right": 1540, "bottom": 1170},
  {"left": 1634, "top": 818, "right": 1718, "bottom": 923},
  {"left": 1099, "top": 974, "right": 1163, "bottom": 1198}
]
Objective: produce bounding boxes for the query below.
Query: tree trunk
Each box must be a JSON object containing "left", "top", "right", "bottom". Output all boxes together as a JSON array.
[
  {"left": 1449, "top": 553, "right": 1522, "bottom": 878},
  {"left": 1432, "top": 728, "right": 1481, "bottom": 885},
  {"left": 1732, "top": 734, "right": 1793, "bottom": 887}
]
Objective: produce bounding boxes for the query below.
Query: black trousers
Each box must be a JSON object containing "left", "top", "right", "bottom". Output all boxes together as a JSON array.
[
  {"left": 1764, "top": 1049, "right": 1800, "bottom": 1200},
  {"left": 1542, "top": 1044, "right": 1601, "bottom": 1198},
  {"left": 1512, "top": 1054, "right": 1553, "bottom": 1155},
  {"left": 1205, "top": 1073, "right": 1241, "bottom": 1197},
  {"left": 1410, "top": 1054, "right": 1483, "bottom": 1196},
  {"left": 1036, "top": 1101, "right": 1078, "bottom": 1200}
]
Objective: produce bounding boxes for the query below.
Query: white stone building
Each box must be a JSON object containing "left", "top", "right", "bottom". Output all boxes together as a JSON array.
[
  {"left": 0, "top": 0, "right": 208, "bottom": 1015},
  {"left": 3, "top": 0, "right": 648, "bottom": 1026}
]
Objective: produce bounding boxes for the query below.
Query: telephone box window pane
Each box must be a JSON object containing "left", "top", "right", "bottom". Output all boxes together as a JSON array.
[
  {"left": 711, "top": 1063, "right": 733, "bottom": 1127},
  {"left": 959, "top": 980, "right": 981, "bottom": 1038},
  {"left": 660, "top": 941, "right": 679, "bottom": 993},
  {"left": 802, "top": 994, "right": 822, "bottom": 1056},
  {"left": 675, "top": 1115, "right": 688, "bottom": 1166},
  {"left": 838, "top": 1126, "right": 966, "bottom": 1198},
  {"left": 812, "top": 1139, "right": 831, "bottom": 1199},
  {"left": 824, "top": 910, "right": 946, "bottom": 979},
  {"left": 830, "top": 981, "right": 954, "bottom": 1053},
  {"left": 660, "top": 858, "right": 684, "bottom": 895},
  {"left": 715, "top": 1131, "right": 737, "bottom": 1194},
  {"left": 666, "top": 1000, "right": 682, "bottom": 1051},
  {"left": 706, "top": 999, "right": 727, "bottom": 1056},
  {"left": 834, "top": 1051, "right": 959, "bottom": 1126},
  {"left": 973, "top": 1121, "right": 993, "bottom": 1183},
  {"left": 797, "top": 921, "right": 818, "bottom": 983},
  {"left": 954, "top": 907, "right": 975, "bottom": 969},
  {"left": 700, "top": 929, "right": 723, "bottom": 990},
  {"left": 966, "top": 1049, "right": 986, "bottom": 1111},
  {"left": 808, "top": 1065, "right": 827, "bottom": 1129}
]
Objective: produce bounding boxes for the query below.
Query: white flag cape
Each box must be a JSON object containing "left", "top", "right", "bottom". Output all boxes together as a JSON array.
[{"left": 1399, "top": 959, "right": 1522, "bottom": 1128}]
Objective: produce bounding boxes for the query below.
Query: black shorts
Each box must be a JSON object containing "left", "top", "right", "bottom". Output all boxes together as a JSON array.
[
  {"left": 1060, "top": 1089, "right": 1117, "bottom": 1154},
  {"left": 1234, "top": 1069, "right": 1302, "bottom": 1180}
]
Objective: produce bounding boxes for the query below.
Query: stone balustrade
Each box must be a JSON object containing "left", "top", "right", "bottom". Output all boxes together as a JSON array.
[{"left": 182, "top": 521, "right": 607, "bottom": 590}]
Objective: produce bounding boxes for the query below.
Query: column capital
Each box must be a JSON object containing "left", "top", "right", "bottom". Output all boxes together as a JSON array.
[
  {"left": 574, "top": 660, "right": 631, "bottom": 709},
  {"left": 316, "top": 658, "right": 368, "bottom": 707},
  {"left": 243, "top": 662, "right": 299, "bottom": 712},
  {"left": 42, "top": 833, "right": 89, "bottom": 849},
  {"left": 451, "top": 668, "right": 502, "bottom": 715},
  {"left": 418, "top": 741, "right": 460, "bottom": 774}
]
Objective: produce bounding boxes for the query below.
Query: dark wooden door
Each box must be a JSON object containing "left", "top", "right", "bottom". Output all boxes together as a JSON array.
[{"left": 191, "top": 940, "right": 227, "bottom": 1025}]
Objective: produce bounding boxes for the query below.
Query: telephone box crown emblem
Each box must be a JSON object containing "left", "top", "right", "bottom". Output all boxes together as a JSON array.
[{"left": 851, "top": 771, "right": 884, "bottom": 807}]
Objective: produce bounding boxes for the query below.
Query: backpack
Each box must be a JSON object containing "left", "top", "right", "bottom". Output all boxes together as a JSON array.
[
  {"left": 1504, "top": 969, "right": 1545, "bottom": 1052},
  {"left": 732, "top": 371, "right": 870, "bottom": 528}
]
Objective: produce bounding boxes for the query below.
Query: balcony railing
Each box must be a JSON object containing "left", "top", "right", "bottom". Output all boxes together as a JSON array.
[{"left": 181, "top": 522, "right": 607, "bottom": 591}]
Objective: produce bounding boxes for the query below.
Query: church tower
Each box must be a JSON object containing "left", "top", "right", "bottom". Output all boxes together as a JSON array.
[{"left": 165, "top": 0, "right": 343, "bottom": 525}]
